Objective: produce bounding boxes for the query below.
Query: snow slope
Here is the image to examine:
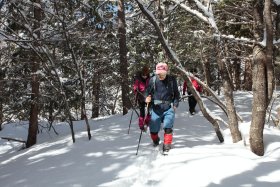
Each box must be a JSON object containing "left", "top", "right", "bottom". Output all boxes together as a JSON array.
[{"left": 0, "top": 92, "right": 280, "bottom": 187}]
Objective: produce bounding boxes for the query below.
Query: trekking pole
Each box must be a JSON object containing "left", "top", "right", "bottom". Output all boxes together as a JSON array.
[
  {"left": 135, "top": 102, "right": 150, "bottom": 155},
  {"left": 127, "top": 110, "right": 134, "bottom": 134},
  {"left": 143, "top": 102, "right": 150, "bottom": 132},
  {"left": 136, "top": 130, "right": 143, "bottom": 155},
  {"left": 128, "top": 92, "right": 139, "bottom": 134}
]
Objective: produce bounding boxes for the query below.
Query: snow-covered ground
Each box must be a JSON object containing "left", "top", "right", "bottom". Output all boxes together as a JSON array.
[{"left": 1, "top": 92, "right": 280, "bottom": 187}]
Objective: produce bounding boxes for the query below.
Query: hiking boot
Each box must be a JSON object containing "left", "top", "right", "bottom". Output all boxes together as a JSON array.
[
  {"left": 163, "top": 144, "right": 171, "bottom": 152},
  {"left": 189, "top": 108, "right": 195, "bottom": 115},
  {"left": 153, "top": 137, "right": 160, "bottom": 147},
  {"left": 150, "top": 133, "right": 159, "bottom": 146}
]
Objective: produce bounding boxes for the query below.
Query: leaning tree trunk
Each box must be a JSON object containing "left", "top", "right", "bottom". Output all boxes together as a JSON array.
[
  {"left": 135, "top": 0, "right": 224, "bottom": 142},
  {"left": 26, "top": 0, "right": 41, "bottom": 148},
  {"left": 217, "top": 42, "right": 242, "bottom": 143},
  {"left": 118, "top": 0, "right": 131, "bottom": 115}
]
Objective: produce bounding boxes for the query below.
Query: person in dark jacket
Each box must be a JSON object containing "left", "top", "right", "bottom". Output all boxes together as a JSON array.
[
  {"left": 183, "top": 72, "right": 202, "bottom": 115},
  {"left": 145, "top": 62, "right": 180, "bottom": 152},
  {"left": 133, "top": 66, "right": 151, "bottom": 130}
]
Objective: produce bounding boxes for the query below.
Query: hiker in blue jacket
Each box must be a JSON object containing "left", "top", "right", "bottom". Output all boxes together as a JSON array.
[{"left": 145, "top": 62, "right": 180, "bottom": 152}]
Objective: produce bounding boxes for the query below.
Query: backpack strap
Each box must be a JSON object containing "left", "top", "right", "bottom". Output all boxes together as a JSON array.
[
  {"left": 168, "top": 76, "right": 174, "bottom": 99},
  {"left": 152, "top": 75, "right": 157, "bottom": 92},
  {"left": 152, "top": 75, "right": 175, "bottom": 101}
]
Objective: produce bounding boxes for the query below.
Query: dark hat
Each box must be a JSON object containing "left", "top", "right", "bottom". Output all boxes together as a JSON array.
[{"left": 142, "top": 66, "right": 150, "bottom": 75}]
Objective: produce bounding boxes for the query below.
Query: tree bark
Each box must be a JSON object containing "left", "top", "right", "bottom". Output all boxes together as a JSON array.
[
  {"left": 199, "top": 41, "right": 211, "bottom": 96},
  {"left": 118, "top": 0, "right": 131, "bottom": 115},
  {"left": 250, "top": 45, "right": 267, "bottom": 156},
  {"left": 0, "top": 69, "right": 3, "bottom": 131},
  {"left": 217, "top": 42, "right": 242, "bottom": 143},
  {"left": 243, "top": 59, "right": 252, "bottom": 91},
  {"left": 92, "top": 70, "right": 100, "bottom": 118},
  {"left": 233, "top": 59, "right": 241, "bottom": 91},
  {"left": 264, "top": 0, "right": 274, "bottom": 104},
  {"left": 249, "top": 0, "right": 273, "bottom": 156},
  {"left": 26, "top": 0, "right": 41, "bottom": 148}
]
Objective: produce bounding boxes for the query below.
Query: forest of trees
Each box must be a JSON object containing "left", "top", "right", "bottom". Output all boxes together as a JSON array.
[{"left": 1, "top": 0, "right": 280, "bottom": 156}]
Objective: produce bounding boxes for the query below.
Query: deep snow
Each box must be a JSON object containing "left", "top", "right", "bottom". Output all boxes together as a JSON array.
[{"left": 0, "top": 92, "right": 280, "bottom": 187}]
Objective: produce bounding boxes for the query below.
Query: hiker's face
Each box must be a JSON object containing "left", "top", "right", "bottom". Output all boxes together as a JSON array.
[
  {"left": 141, "top": 74, "right": 148, "bottom": 79},
  {"left": 158, "top": 73, "right": 167, "bottom": 80}
]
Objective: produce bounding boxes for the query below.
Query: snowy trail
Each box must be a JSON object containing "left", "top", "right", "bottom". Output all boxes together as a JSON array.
[
  {"left": 98, "top": 99, "right": 222, "bottom": 187},
  {"left": 1, "top": 92, "right": 280, "bottom": 187}
]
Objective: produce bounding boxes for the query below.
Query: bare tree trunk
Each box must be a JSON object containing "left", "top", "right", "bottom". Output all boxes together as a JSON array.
[
  {"left": 0, "top": 103, "right": 2, "bottom": 131},
  {"left": 264, "top": 0, "right": 274, "bottom": 104},
  {"left": 157, "top": 0, "right": 164, "bottom": 32},
  {"left": 118, "top": 0, "right": 131, "bottom": 115},
  {"left": 233, "top": 59, "right": 241, "bottom": 91},
  {"left": 157, "top": 0, "right": 166, "bottom": 59},
  {"left": 81, "top": 68, "right": 91, "bottom": 140},
  {"left": 64, "top": 35, "right": 91, "bottom": 140},
  {"left": 199, "top": 39, "right": 211, "bottom": 95},
  {"left": 243, "top": 60, "right": 252, "bottom": 91},
  {"left": 276, "top": 5, "right": 280, "bottom": 40},
  {"left": 0, "top": 68, "right": 3, "bottom": 131},
  {"left": 249, "top": 0, "right": 272, "bottom": 156},
  {"left": 217, "top": 42, "right": 242, "bottom": 143},
  {"left": 250, "top": 45, "right": 267, "bottom": 156},
  {"left": 92, "top": 70, "right": 100, "bottom": 118},
  {"left": 112, "top": 86, "right": 121, "bottom": 115},
  {"left": 26, "top": 0, "right": 41, "bottom": 148},
  {"left": 203, "top": 59, "right": 211, "bottom": 91}
]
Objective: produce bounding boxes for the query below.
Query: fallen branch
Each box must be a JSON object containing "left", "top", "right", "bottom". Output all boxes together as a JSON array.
[{"left": 1, "top": 137, "right": 26, "bottom": 144}]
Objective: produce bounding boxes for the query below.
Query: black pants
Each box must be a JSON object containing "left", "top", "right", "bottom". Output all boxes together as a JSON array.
[
  {"left": 188, "top": 95, "right": 197, "bottom": 113},
  {"left": 138, "top": 100, "right": 146, "bottom": 117}
]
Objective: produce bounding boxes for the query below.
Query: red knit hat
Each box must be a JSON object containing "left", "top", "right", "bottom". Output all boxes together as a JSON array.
[{"left": 156, "top": 63, "right": 168, "bottom": 74}]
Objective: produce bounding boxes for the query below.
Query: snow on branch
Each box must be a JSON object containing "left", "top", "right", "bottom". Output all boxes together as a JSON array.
[
  {"left": 214, "top": 34, "right": 257, "bottom": 45},
  {"left": 274, "top": 39, "right": 280, "bottom": 45},
  {"left": 171, "top": 0, "right": 209, "bottom": 24},
  {"left": 171, "top": 0, "right": 219, "bottom": 32},
  {"left": 193, "top": 0, "right": 218, "bottom": 31},
  {"left": 134, "top": 0, "right": 182, "bottom": 67}
]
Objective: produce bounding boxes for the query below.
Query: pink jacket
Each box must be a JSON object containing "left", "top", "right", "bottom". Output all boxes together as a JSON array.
[{"left": 133, "top": 78, "right": 150, "bottom": 94}]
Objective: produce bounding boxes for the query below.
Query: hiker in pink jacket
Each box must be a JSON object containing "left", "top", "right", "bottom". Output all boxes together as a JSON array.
[{"left": 133, "top": 66, "right": 151, "bottom": 130}]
